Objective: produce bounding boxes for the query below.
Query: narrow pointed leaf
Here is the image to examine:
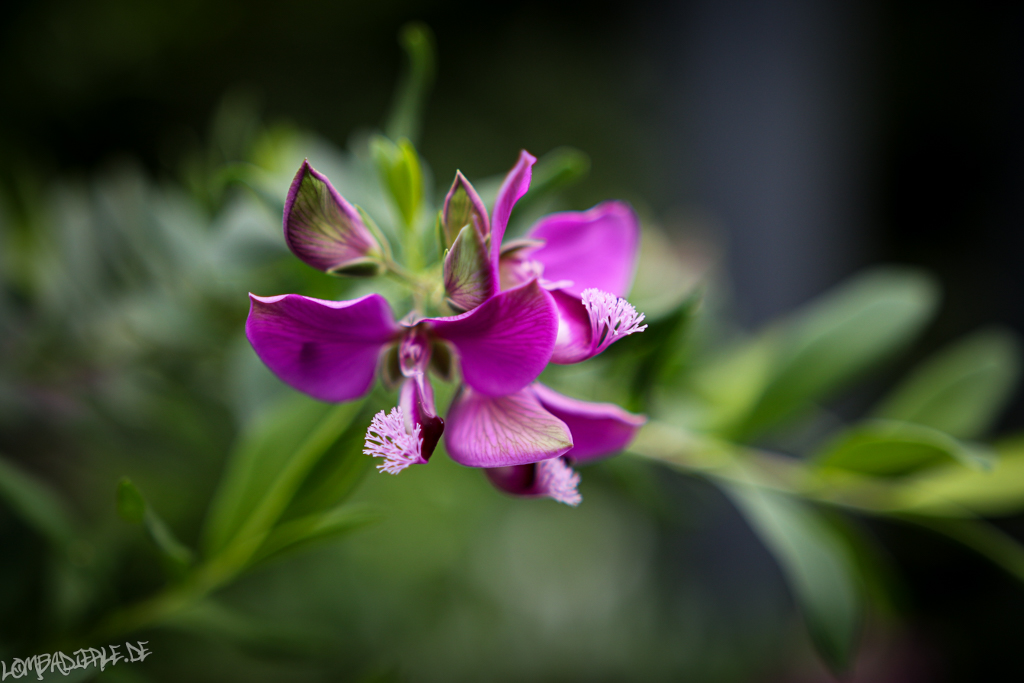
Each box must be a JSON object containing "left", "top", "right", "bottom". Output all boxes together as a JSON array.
[
  {"left": 444, "top": 223, "right": 495, "bottom": 312},
  {"left": 117, "top": 478, "right": 194, "bottom": 569},
  {"left": 874, "top": 329, "right": 1020, "bottom": 439},
  {"left": 202, "top": 394, "right": 365, "bottom": 556},
  {"left": 726, "top": 268, "right": 939, "bottom": 438},
  {"left": 725, "top": 484, "right": 863, "bottom": 674},
  {"left": 252, "top": 503, "right": 379, "bottom": 565},
  {"left": 0, "top": 454, "right": 74, "bottom": 547},
  {"left": 384, "top": 22, "right": 436, "bottom": 144},
  {"left": 816, "top": 420, "right": 993, "bottom": 477},
  {"left": 370, "top": 136, "right": 423, "bottom": 229}
]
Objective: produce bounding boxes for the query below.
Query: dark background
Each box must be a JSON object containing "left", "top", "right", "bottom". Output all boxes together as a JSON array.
[{"left": 2, "top": 1, "right": 1022, "bottom": 679}]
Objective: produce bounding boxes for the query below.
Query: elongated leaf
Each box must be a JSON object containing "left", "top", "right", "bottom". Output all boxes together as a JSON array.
[
  {"left": 728, "top": 268, "right": 938, "bottom": 438},
  {"left": 816, "top": 420, "right": 992, "bottom": 477},
  {"left": 117, "top": 478, "right": 194, "bottom": 569},
  {"left": 725, "top": 483, "right": 862, "bottom": 674},
  {"left": 874, "top": 329, "right": 1020, "bottom": 439},
  {"left": 0, "top": 453, "right": 74, "bottom": 547},
  {"left": 384, "top": 22, "right": 436, "bottom": 145},
  {"left": 163, "top": 599, "right": 328, "bottom": 657},
  {"left": 902, "top": 515, "right": 1024, "bottom": 584},
  {"left": 284, "top": 402, "right": 379, "bottom": 519},
  {"left": 252, "top": 503, "right": 379, "bottom": 565},
  {"left": 202, "top": 393, "right": 365, "bottom": 556},
  {"left": 896, "top": 435, "right": 1024, "bottom": 516}
]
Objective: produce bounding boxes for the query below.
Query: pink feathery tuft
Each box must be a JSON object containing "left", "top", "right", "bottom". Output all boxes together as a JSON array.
[
  {"left": 535, "top": 457, "right": 582, "bottom": 506},
  {"left": 580, "top": 288, "right": 648, "bottom": 355},
  {"left": 363, "top": 407, "right": 425, "bottom": 474}
]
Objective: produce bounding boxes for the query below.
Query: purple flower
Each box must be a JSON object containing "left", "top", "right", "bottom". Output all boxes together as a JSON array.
[
  {"left": 439, "top": 159, "right": 651, "bottom": 504},
  {"left": 246, "top": 152, "right": 649, "bottom": 505}
]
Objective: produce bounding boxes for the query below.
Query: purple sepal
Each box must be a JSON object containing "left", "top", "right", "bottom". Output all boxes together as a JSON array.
[
  {"left": 531, "top": 383, "right": 646, "bottom": 462},
  {"left": 445, "top": 385, "right": 573, "bottom": 468},
  {"left": 246, "top": 292, "right": 399, "bottom": 402},
  {"left": 443, "top": 224, "right": 496, "bottom": 313},
  {"left": 426, "top": 280, "right": 557, "bottom": 396},
  {"left": 283, "top": 160, "right": 381, "bottom": 274},
  {"left": 442, "top": 171, "right": 490, "bottom": 247},
  {"left": 527, "top": 201, "right": 641, "bottom": 298}
]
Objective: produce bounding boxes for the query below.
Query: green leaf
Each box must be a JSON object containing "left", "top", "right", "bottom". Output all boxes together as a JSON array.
[
  {"left": 251, "top": 503, "right": 379, "bottom": 565},
  {"left": 116, "top": 478, "right": 146, "bottom": 524},
  {"left": 385, "top": 22, "right": 436, "bottom": 145},
  {"left": 117, "top": 478, "right": 194, "bottom": 569},
  {"left": 724, "top": 484, "right": 863, "bottom": 674},
  {"left": 900, "top": 515, "right": 1024, "bottom": 584},
  {"left": 370, "top": 136, "right": 423, "bottom": 231},
  {"left": 895, "top": 435, "right": 1024, "bottom": 516},
  {"left": 815, "top": 420, "right": 993, "bottom": 477},
  {"left": 0, "top": 453, "right": 74, "bottom": 547},
  {"left": 873, "top": 328, "right": 1020, "bottom": 439},
  {"left": 163, "top": 599, "right": 328, "bottom": 657},
  {"left": 201, "top": 393, "right": 365, "bottom": 557},
  {"left": 728, "top": 268, "right": 939, "bottom": 438}
]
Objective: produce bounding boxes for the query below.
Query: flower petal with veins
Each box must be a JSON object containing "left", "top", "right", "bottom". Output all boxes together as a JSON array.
[
  {"left": 445, "top": 385, "right": 573, "bottom": 468},
  {"left": 246, "top": 293, "right": 398, "bottom": 402},
  {"left": 527, "top": 201, "right": 640, "bottom": 298}
]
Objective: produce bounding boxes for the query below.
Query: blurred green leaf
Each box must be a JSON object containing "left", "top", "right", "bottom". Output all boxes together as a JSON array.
[
  {"left": 117, "top": 478, "right": 147, "bottom": 524},
  {"left": 117, "top": 478, "right": 194, "bottom": 570},
  {"left": 163, "top": 599, "right": 328, "bottom": 658},
  {"left": 607, "top": 290, "right": 700, "bottom": 412},
  {"left": 902, "top": 515, "right": 1024, "bottom": 584},
  {"left": 816, "top": 420, "right": 993, "bottom": 477},
  {"left": 719, "top": 268, "right": 939, "bottom": 438},
  {"left": 385, "top": 22, "right": 436, "bottom": 145},
  {"left": 202, "top": 394, "right": 365, "bottom": 557},
  {"left": 725, "top": 483, "right": 863, "bottom": 674},
  {"left": 0, "top": 453, "right": 74, "bottom": 547},
  {"left": 371, "top": 136, "right": 423, "bottom": 230},
  {"left": 896, "top": 435, "right": 1024, "bottom": 515},
  {"left": 252, "top": 503, "right": 379, "bottom": 565},
  {"left": 873, "top": 328, "right": 1020, "bottom": 439}
]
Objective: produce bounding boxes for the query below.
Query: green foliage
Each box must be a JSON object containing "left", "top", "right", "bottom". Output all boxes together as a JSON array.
[
  {"left": 725, "top": 484, "right": 862, "bottom": 674},
  {"left": 117, "top": 478, "right": 194, "bottom": 571},
  {"left": 202, "top": 393, "right": 366, "bottom": 558},
  {"left": 694, "top": 268, "right": 939, "bottom": 438},
  {"left": 385, "top": 23, "right": 436, "bottom": 145},
  {"left": 815, "top": 420, "right": 993, "bottom": 477},
  {"left": 0, "top": 454, "right": 74, "bottom": 548},
  {"left": 874, "top": 328, "right": 1020, "bottom": 439},
  {"left": 371, "top": 135, "right": 424, "bottom": 232}
]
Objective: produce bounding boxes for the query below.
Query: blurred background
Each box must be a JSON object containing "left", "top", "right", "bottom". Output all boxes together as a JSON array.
[{"left": 1, "top": 0, "right": 1023, "bottom": 681}]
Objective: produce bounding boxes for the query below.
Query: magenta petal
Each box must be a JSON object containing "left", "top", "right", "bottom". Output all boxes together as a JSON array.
[
  {"left": 528, "top": 201, "right": 640, "bottom": 298},
  {"left": 490, "top": 150, "right": 536, "bottom": 263},
  {"left": 400, "top": 374, "right": 444, "bottom": 459},
  {"left": 549, "top": 289, "right": 594, "bottom": 364},
  {"left": 531, "top": 384, "right": 646, "bottom": 462},
  {"left": 246, "top": 293, "right": 399, "bottom": 402},
  {"left": 427, "top": 280, "right": 557, "bottom": 396},
  {"left": 445, "top": 385, "right": 573, "bottom": 467},
  {"left": 485, "top": 458, "right": 582, "bottom": 506},
  {"left": 442, "top": 171, "right": 490, "bottom": 246},
  {"left": 283, "top": 161, "right": 381, "bottom": 274}
]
